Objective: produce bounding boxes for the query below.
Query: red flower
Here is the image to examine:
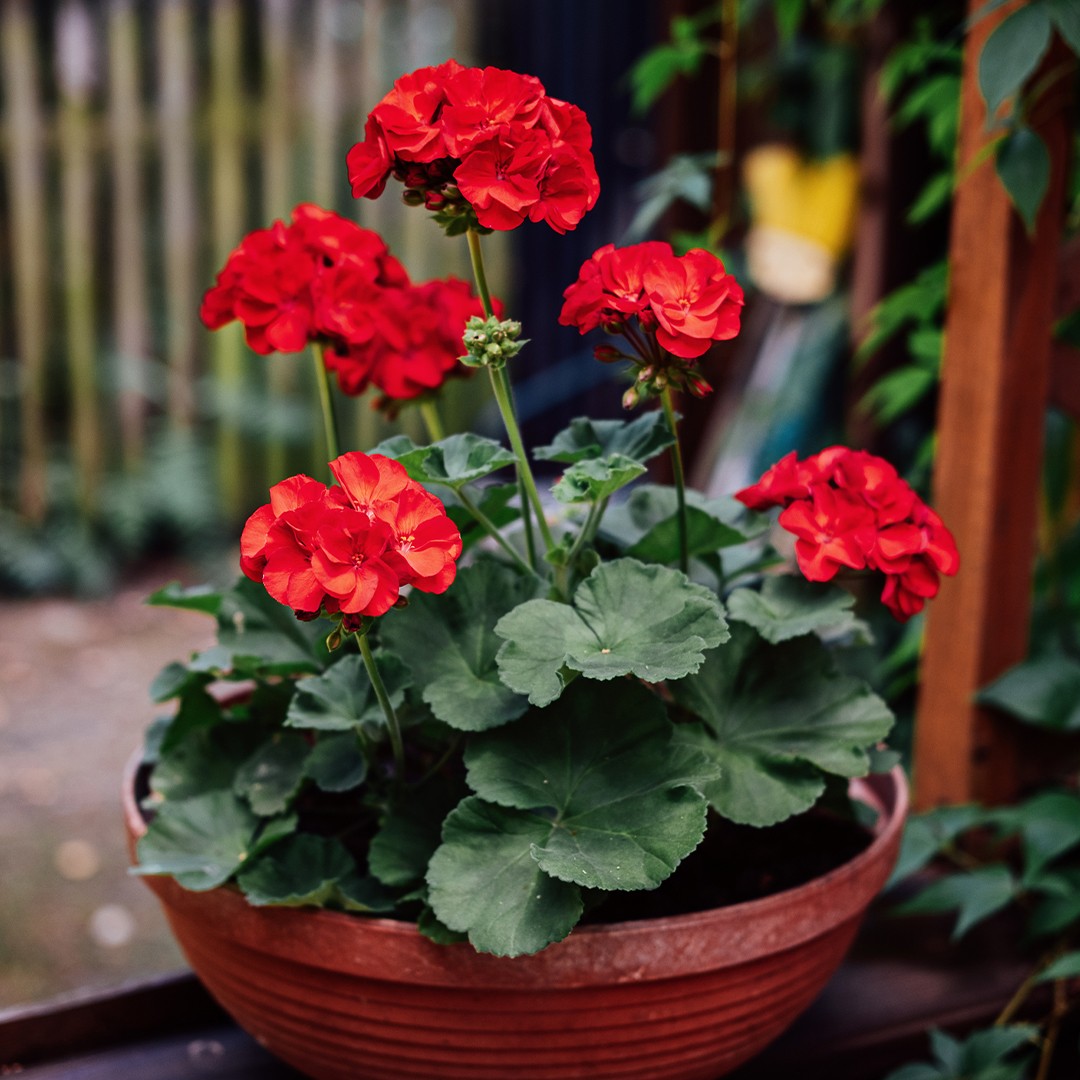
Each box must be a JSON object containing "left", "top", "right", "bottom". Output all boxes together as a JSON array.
[
  {"left": 737, "top": 447, "right": 959, "bottom": 622},
  {"left": 241, "top": 453, "right": 462, "bottom": 621},
  {"left": 347, "top": 61, "right": 599, "bottom": 234},
  {"left": 201, "top": 205, "right": 408, "bottom": 358}
]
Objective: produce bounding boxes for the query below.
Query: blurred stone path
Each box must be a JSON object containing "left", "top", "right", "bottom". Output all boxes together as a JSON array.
[{"left": 0, "top": 567, "right": 217, "bottom": 1007}]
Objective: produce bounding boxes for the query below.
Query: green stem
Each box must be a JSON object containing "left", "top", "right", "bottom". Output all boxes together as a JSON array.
[
  {"left": 419, "top": 399, "right": 446, "bottom": 443},
  {"left": 661, "top": 387, "right": 689, "bottom": 575},
  {"left": 312, "top": 341, "right": 341, "bottom": 463},
  {"left": 466, "top": 227, "right": 495, "bottom": 318},
  {"left": 565, "top": 497, "right": 608, "bottom": 569},
  {"left": 455, "top": 486, "right": 535, "bottom": 577},
  {"left": 488, "top": 364, "right": 556, "bottom": 556},
  {"left": 357, "top": 631, "right": 405, "bottom": 781}
]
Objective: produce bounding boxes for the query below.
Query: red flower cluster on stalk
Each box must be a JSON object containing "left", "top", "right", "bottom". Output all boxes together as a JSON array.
[
  {"left": 347, "top": 60, "right": 600, "bottom": 234},
  {"left": 240, "top": 452, "right": 462, "bottom": 622},
  {"left": 559, "top": 242, "right": 745, "bottom": 400},
  {"left": 736, "top": 448, "right": 959, "bottom": 622},
  {"left": 200, "top": 204, "right": 487, "bottom": 405}
]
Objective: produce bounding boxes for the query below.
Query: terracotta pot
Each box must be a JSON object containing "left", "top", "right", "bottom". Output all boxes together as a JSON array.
[{"left": 124, "top": 755, "right": 907, "bottom": 1080}]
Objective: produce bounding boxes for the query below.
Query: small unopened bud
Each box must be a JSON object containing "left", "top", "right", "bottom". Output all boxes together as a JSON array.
[
  {"left": 424, "top": 190, "right": 446, "bottom": 210},
  {"left": 685, "top": 371, "right": 713, "bottom": 398},
  {"left": 638, "top": 366, "right": 655, "bottom": 384},
  {"left": 601, "top": 318, "right": 625, "bottom": 334},
  {"left": 622, "top": 386, "right": 640, "bottom": 410},
  {"left": 593, "top": 344, "right": 621, "bottom": 363},
  {"left": 638, "top": 309, "right": 658, "bottom": 330},
  {"left": 460, "top": 315, "right": 529, "bottom": 368},
  {"left": 401, "top": 188, "right": 425, "bottom": 207}
]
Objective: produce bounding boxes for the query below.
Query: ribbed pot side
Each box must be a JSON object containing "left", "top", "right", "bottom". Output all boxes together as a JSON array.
[{"left": 124, "top": 756, "right": 908, "bottom": 1080}]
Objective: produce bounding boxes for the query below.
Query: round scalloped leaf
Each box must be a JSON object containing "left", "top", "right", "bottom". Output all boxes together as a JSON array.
[
  {"left": 533, "top": 412, "right": 675, "bottom": 465},
  {"left": 726, "top": 577, "right": 860, "bottom": 643},
  {"left": 285, "top": 652, "right": 409, "bottom": 732}
]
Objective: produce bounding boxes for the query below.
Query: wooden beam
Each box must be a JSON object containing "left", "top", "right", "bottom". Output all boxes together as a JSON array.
[{"left": 913, "top": 4, "right": 1074, "bottom": 809}]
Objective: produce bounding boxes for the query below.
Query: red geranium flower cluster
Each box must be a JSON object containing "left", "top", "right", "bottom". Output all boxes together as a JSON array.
[
  {"left": 323, "top": 278, "right": 491, "bottom": 410},
  {"left": 240, "top": 452, "right": 462, "bottom": 622},
  {"left": 201, "top": 203, "right": 408, "bottom": 356},
  {"left": 347, "top": 60, "right": 600, "bottom": 234},
  {"left": 736, "top": 447, "right": 959, "bottom": 622},
  {"left": 559, "top": 242, "right": 744, "bottom": 400},
  {"left": 201, "top": 204, "right": 488, "bottom": 405}
]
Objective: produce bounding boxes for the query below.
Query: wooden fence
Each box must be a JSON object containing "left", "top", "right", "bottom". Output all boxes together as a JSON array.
[{"left": 0, "top": 0, "right": 483, "bottom": 524}]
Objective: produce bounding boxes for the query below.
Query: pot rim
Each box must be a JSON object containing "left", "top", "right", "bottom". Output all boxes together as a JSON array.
[{"left": 124, "top": 748, "right": 908, "bottom": 986}]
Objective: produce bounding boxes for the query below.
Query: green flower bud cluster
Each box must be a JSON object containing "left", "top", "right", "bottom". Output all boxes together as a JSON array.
[{"left": 459, "top": 315, "right": 527, "bottom": 369}]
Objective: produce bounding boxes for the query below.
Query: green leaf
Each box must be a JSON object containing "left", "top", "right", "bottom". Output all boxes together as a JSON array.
[
  {"left": 233, "top": 732, "right": 310, "bottom": 816},
  {"left": 372, "top": 433, "right": 515, "bottom": 490},
  {"left": 149, "top": 661, "right": 201, "bottom": 703},
  {"left": 1036, "top": 951, "right": 1080, "bottom": 982},
  {"left": 145, "top": 581, "right": 222, "bottom": 615},
  {"left": 669, "top": 624, "right": 894, "bottom": 826},
  {"left": 726, "top": 578, "right": 859, "bottom": 643},
  {"left": 978, "top": 5, "right": 1052, "bottom": 120},
  {"left": 157, "top": 684, "right": 224, "bottom": 754},
  {"left": 304, "top": 732, "right": 367, "bottom": 792},
  {"left": 551, "top": 455, "right": 646, "bottom": 504},
  {"left": 978, "top": 654, "right": 1080, "bottom": 730},
  {"left": 859, "top": 366, "right": 937, "bottom": 426},
  {"left": 381, "top": 561, "right": 536, "bottom": 731},
  {"left": 996, "top": 125, "right": 1050, "bottom": 232},
  {"left": 237, "top": 834, "right": 393, "bottom": 912},
  {"left": 151, "top": 721, "right": 269, "bottom": 801},
  {"left": 602, "top": 484, "right": 765, "bottom": 562},
  {"left": 216, "top": 576, "right": 330, "bottom": 676},
  {"left": 465, "top": 679, "right": 707, "bottom": 892},
  {"left": 426, "top": 797, "right": 584, "bottom": 956},
  {"left": 961, "top": 1025, "right": 1038, "bottom": 1074},
  {"left": 495, "top": 559, "right": 729, "bottom": 707},
  {"left": 628, "top": 35, "right": 710, "bottom": 115},
  {"left": 285, "top": 652, "right": 409, "bottom": 732},
  {"left": 908, "top": 172, "right": 954, "bottom": 224},
  {"left": 999, "top": 791, "right": 1080, "bottom": 880},
  {"left": 895, "top": 866, "right": 1017, "bottom": 939},
  {"left": 774, "top": 0, "right": 806, "bottom": 43},
  {"left": 369, "top": 780, "right": 466, "bottom": 889},
  {"left": 1048, "top": 0, "right": 1080, "bottom": 54},
  {"left": 888, "top": 805, "right": 987, "bottom": 886},
  {"left": 882, "top": 1066, "right": 945, "bottom": 1080},
  {"left": 534, "top": 413, "right": 676, "bottom": 466},
  {"left": 135, "top": 790, "right": 264, "bottom": 891}
]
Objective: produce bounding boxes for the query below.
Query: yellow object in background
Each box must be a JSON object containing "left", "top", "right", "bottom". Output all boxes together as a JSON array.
[{"left": 743, "top": 145, "right": 860, "bottom": 304}]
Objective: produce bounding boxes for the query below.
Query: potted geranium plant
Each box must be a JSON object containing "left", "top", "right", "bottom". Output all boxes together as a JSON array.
[{"left": 126, "top": 60, "right": 956, "bottom": 1080}]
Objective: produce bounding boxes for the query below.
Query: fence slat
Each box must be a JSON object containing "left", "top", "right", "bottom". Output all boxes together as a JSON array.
[
  {"left": 107, "top": 0, "right": 149, "bottom": 466},
  {"left": 2, "top": 0, "right": 50, "bottom": 521},
  {"left": 261, "top": 0, "right": 296, "bottom": 485},
  {"left": 56, "top": 0, "right": 102, "bottom": 514},
  {"left": 209, "top": 0, "right": 250, "bottom": 516},
  {"left": 157, "top": 0, "right": 198, "bottom": 430}
]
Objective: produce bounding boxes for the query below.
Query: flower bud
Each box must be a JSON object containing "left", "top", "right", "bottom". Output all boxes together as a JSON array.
[
  {"left": 685, "top": 371, "right": 714, "bottom": 398},
  {"left": 424, "top": 191, "right": 446, "bottom": 210},
  {"left": 638, "top": 309, "right": 658, "bottom": 331},
  {"left": 601, "top": 317, "right": 625, "bottom": 334},
  {"left": 401, "top": 188, "right": 426, "bottom": 207},
  {"left": 593, "top": 344, "right": 621, "bottom": 363},
  {"left": 460, "top": 315, "right": 529, "bottom": 368},
  {"left": 622, "top": 386, "right": 640, "bottom": 410}
]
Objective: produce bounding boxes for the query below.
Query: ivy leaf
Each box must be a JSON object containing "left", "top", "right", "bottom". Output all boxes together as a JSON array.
[
  {"left": 495, "top": 559, "right": 729, "bottom": 707},
  {"left": 534, "top": 413, "right": 675, "bottom": 466},
  {"left": 1036, "top": 951, "right": 1080, "bottom": 982},
  {"left": 237, "top": 834, "right": 393, "bottom": 912},
  {"left": 978, "top": 654, "right": 1080, "bottom": 730},
  {"left": 216, "top": 576, "right": 330, "bottom": 676},
  {"left": 1028, "top": 869, "right": 1080, "bottom": 937},
  {"left": 145, "top": 581, "right": 223, "bottom": 616},
  {"left": 381, "top": 560, "right": 536, "bottom": 731},
  {"left": 233, "top": 732, "right": 310, "bottom": 816},
  {"left": 371, "top": 433, "right": 515, "bottom": 489},
  {"left": 601, "top": 484, "right": 764, "bottom": 563},
  {"left": 464, "top": 679, "right": 708, "bottom": 892},
  {"left": 888, "top": 805, "right": 987, "bottom": 886},
  {"left": 551, "top": 454, "right": 646, "bottom": 503},
  {"left": 669, "top": 624, "right": 893, "bottom": 826},
  {"left": 726, "top": 578, "right": 859, "bottom": 643},
  {"left": 993, "top": 791, "right": 1080, "bottom": 882},
  {"left": 883, "top": 1025, "right": 1037, "bottom": 1080},
  {"left": 304, "top": 732, "right": 367, "bottom": 793},
  {"left": 894, "top": 866, "right": 1017, "bottom": 939},
  {"left": 426, "top": 796, "right": 584, "bottom": 956},
  {"left": 1048, "top": 0, "right": 1080, "bottom": 53},
  {"left": 135, "top": 790, "right": 266, "bottom": 891},
  {"left": 978, "top": 4, "right": 1052, "bottom": 121},
  {"left": 995, "top": 125, "right": 1050, "bottom": 233},
  {"left": 285, "top": 652, "right": 409, "bottom": 732}
]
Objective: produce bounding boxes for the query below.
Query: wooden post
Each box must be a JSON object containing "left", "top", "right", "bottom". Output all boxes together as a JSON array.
[{"left": 913, "top": 4, "right": 1074, "bottom": 809}]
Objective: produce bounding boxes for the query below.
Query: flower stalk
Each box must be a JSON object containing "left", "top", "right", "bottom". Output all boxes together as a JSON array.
[
  {"left": 312, "top": 341, "right": 341, "bottom": 463},
  {"left": 356, "top": 629, "right": 405, "bottom": 781},
  {"left": 661, "top": 387, "right": 689, "bottom": 574}
]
